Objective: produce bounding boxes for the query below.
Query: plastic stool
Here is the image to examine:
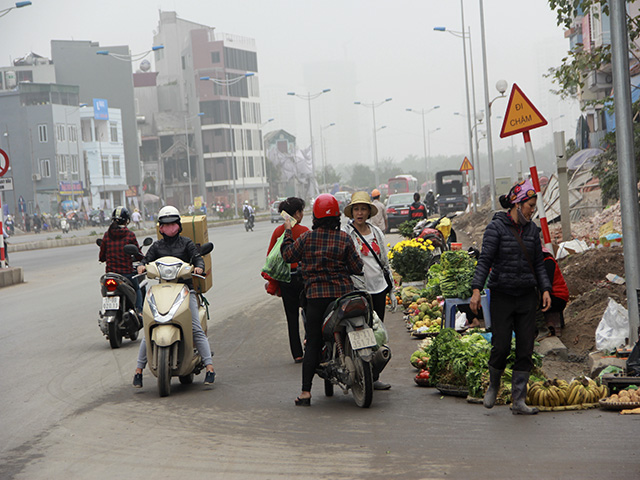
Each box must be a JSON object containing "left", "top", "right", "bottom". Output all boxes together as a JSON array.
[{"left": 443, "top": 289, "right": 491, "bottom": 329}]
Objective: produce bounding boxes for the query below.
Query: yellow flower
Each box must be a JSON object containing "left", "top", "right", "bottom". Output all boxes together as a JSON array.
[{"left": 428, "top": 245, "right": 435, "bottom": 251}]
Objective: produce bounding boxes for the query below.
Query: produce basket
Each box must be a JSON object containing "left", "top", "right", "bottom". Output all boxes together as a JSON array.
[
  {"left": 414, "top": 377, "right": 431, "bottom": 387},
  {"left": 535, "top": 402, "right": 600, "bottom": 412},
  {"left": 598, "top": 399, "right": 640, "bottom": 411},
  {"left": 436, "top": 384, "right": 469, "bottom": 397}
]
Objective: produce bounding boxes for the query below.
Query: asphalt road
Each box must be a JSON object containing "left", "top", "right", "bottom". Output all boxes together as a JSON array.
[{"left": 1, "top": 219, "right": 639, "bottom": 479}]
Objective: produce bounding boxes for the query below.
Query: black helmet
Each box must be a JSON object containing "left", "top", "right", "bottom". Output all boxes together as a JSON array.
[{"left": 112, "top": 206, "right": 130, "bottom": 225}]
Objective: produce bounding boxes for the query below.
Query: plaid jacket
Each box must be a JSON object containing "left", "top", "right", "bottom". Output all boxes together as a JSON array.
[
  {"left": 98, "top": 224, "right": 141, "bottom": 274},
  {"left": 281, "top": 227, "right": 363, "bottom": 299}
]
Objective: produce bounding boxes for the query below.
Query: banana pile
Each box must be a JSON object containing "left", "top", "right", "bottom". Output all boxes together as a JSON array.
[{"left": 527, "top": 377, "right": 608, "bottom": 408}]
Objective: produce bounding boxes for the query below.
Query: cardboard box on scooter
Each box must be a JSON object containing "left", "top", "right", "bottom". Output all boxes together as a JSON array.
[{"left": 156, "top": 215, "right": 212, "bottom": 293}]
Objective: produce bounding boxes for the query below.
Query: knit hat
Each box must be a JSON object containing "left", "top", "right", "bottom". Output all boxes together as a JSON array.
[{"left": 508, "top": 179, "right": 536, "bottom": 204}]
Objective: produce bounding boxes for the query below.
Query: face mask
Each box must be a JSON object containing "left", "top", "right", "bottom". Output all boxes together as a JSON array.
[
  {"left": 517, "top": 206, "right": 531, "bottom": 225},
  {"left": 159, "top": 223, "right": 180, "bottom": 237}
]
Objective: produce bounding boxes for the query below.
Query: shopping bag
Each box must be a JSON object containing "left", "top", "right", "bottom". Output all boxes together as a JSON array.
[{"left": 261, "top": 233, "right": 291, "bottom": 283}]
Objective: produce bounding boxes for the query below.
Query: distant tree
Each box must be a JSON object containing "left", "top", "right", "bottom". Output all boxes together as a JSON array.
[
  {"left": 318, "top": 164, "right": 341, "bottom": 186},
  {"left": 349, "top": 164, "right": 375, "bottom": 189}
]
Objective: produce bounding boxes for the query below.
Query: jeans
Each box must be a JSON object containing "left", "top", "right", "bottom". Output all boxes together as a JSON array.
[
  {"left": 123, "top": 273, "right": 143, "bottom": 313},
  {"left": 136, "top": 290, "right": 213, "bottom": 370}
]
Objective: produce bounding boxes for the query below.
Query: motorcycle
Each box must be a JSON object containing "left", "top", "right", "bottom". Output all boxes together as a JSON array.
[
  {"left": 317, "top": 291, "right": 391, "bottom": 408},
  {"left": 413, "top": 213, "right": 457, "bottom": 264},
  {"left": 97, "top": 237, "right": 153, "bottom": 348},
  {"left": 244, "top": 214, "right": 255, "bottom": 232},
  {"left": 124, "top": 242, "right": 214, "bottom": 397},
  {"left": 60, "top": 217, "right": 70, "bottom": 234}
]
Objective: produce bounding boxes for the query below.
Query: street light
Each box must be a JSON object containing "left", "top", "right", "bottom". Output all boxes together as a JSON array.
[
  {"left": 287, "top": 89, "right": 331, "bottom": 182},
  {"left": 96, "top": 45, "right": 164, "bottom": 62},
  {"left": 355, "top": 97, "right": 392, "bottom": 188},
  {"left": 406, "top": 105, "right": 440, "bottom": 182},
  {"left": 260, "top": 118, "right": 275, "bottom": 128},
  {"left": 319, "top": 122, "right": 335, "bottom": 192},
  {"left": 427, "top": 127, "right": 441, "bottom": 171},
  {"left": 200, "top": 72, "right": 255, "bottom": 218},
  {"left": 0, "top": 1, "right": 32, "bottom": 18},
  {"left": 184, "top": 112, "right": 204, "bottom": 209}
]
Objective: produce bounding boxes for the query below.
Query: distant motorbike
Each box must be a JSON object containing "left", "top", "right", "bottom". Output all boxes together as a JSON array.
[
  {"left": 244, "top": 214, "right": 255, "bottom": 232},
  {"left": 317, "top": 291, "right": 391, "bottom": 408},
  {"left": 413, "top": 214, "right": 457, "bottom": 264},
  {"left": 124, "top": 242, "right": 214, "bottom": 397},
  {"left": 97, "top": 237, "right": 153, "bottom": 348},
  {"left": 60, "top": 218, "right": 70, "bottom": 234}
]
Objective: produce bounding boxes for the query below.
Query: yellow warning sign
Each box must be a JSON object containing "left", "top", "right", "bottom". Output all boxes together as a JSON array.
[
  {"left": 499, "top": 83, "right": 547, "bottom": 138},
  {"left": 459, "top": 157, "right": 473, "bottom": 172}
]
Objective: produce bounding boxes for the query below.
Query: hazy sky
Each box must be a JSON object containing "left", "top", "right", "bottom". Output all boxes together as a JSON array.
[{"left": 2, "top": 0, "right": 580, "bottom": 168}]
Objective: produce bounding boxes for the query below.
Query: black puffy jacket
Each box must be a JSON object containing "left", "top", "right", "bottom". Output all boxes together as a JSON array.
[
  {"left": 471, "top": 211, "right": 551, "bottom": 296},
  {"left": 143, "top": 234, "right": 205, "bottom": 288}
]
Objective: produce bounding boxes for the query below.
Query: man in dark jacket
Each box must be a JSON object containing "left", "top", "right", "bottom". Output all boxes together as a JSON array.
[
  {"left": 408, "top": 192, "right": 427, "bottom": 220},
  {"left": 469, "top": 179, "right": 551, "bottom": 415},
  {"left": 132, "top": 205, "right": 215, "bottom": 388}
]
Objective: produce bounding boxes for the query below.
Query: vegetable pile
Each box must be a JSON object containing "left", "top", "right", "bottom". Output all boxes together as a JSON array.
[{"left": 428, "top": 250, "right": 477, "bottom": 299}]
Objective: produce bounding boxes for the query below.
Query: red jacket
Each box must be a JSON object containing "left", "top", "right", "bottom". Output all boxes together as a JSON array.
[{"left": 543, "top": 254, "right": 569, "bottom": 302}]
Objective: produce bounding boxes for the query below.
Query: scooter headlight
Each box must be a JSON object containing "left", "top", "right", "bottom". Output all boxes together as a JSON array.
[
  {"left": 156, "top": 261, "right": 182, "bottom": 281},
  {"left": 147, "top": 288, "right": 189, "bottom": 323}
]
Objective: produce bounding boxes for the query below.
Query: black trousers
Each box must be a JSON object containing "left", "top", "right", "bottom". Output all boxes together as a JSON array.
[
  {"left": 488, "top": 290, "right": 538, "bottom": 373},
  {"left": 302, "top": 297, "right": 334, "bottom": 392},
  {"left": 370, "top": 290, "right": 387, "bottom": 322},
  {"left": 279, "top": 274, "right": 304, "bottom": 359}
]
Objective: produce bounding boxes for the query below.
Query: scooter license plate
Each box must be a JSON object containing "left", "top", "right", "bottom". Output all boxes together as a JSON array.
[
  {"left": 348, "top": 329, "right": 377, "bottom": 350},
  {"left": 102, "top": 297, "right": 120, "bottom": 311}
]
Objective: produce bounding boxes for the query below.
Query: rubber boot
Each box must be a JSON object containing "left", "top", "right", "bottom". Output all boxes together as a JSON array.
[
  {"left": 511, "top": 370, "right": 539, "bottom": 415},
  {"left": 483, "top": 365, "right": 503, "bottom": 409}
]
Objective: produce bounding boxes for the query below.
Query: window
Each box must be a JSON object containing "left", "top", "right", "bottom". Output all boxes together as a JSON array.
[
  {"left": 248, "top": 157, "right": 255, "bottom": 177},
  {"left": 181, "top": 56, "right": 186, "bottom": 70},
  {"left": 223, "top": 47, "right": 258, "bottom": 72},
  {"left": 56, "top": 154, "right": 65, "bottom": 174},
  {"left": 210, "top": 51, "right": 220, "bottom": 64},
  {"left": 38, "top": 124, "right": 48, "bottom": 143},
  {"left": 102, "top": 155, "right": 110, "bottom": 176},
  {"left": 56, "top": 124, "right": 65, "bottom": 142},
  {"left": 110, "top": 122, "right": 118, "bottom": 142},
  {"left": 71, "top": 154, "right": 79, "bottom": 173},
  {"left": 16, "top": 70, "right": 33, "bottom": 83},
  {"left": 68, "top": 125, "right": 77, "bottom": 142},
  {"left": 112, "top": 155, "right": 121, "bottom": 177},
  {"left": 40, "top": 158, "right": 51, "bottom": 178}
]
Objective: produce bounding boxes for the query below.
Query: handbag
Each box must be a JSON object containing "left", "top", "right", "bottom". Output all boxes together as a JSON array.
[
  {"left": 261, "top": 232, "right": 291, "bottom": 283},
  {"left": 351, "top": 223, "right": 394, "bottom": 293}
]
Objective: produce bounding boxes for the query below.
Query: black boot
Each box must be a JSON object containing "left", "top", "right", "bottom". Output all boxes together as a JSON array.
[
  {"left": 511, "top": 370, "right": 538, "bottom": 415},
  {"left": 483, "top": 365, "right": 503, "bottom": 409}
]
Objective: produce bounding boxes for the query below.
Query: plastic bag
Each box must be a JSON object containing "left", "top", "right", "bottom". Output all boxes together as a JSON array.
[
  {"left": 454, "top": 310, "right": 467, "bottom": 330},
  {"left": 595, "top": 298, "right": 629, "bottom": 351},
  {"left": 261, "top": 233, "right": 291, "bottom": 283},
  {"left": 372, "top": 311, "right": 389, "bottom": 347}
]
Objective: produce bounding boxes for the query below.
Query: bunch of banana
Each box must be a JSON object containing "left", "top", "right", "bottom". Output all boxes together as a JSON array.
[
  {"left": 527, "top": 380, "right": 566, "bottom": 407},
  {"left": 565, "top": 377, "right": 609, "bottom": 405}
]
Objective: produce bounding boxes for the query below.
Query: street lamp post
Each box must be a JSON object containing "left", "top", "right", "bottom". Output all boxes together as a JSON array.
[
  {"left": 184, "top": 112, "right": 204, "bottom": 209},
  {"left": 406, "top": 106, "right": 440, "bottom": 182},
  {"left": 319, "top": 122, "right": 335, "bottom": 192},
  {"left": 201, "top": 72, "right": 255, "bottom": 218},
  {"left": 287, "top": 89, "right": 331, "bottom": 183},
  {"left": 0, "top": 1, "right": 31, "bottom": 18},
  {"left": 355, "top": 98, "right": 392, "bottom": 188},
  {"left": 427, "top": 127, "right": 441, "bottom": 171},
  {"left": 97, "top": 45, "right": 164, "bottom": 62}
]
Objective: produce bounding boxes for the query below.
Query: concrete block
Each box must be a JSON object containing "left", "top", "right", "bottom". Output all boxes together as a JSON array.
[
  {"left": 0, "top": 266, "right": 24, "bottom": 288},
  {"left": 588, "top": 351, "right": 628, "bottom": 377},
  {"left": 534, "top": 336, "right": 568, "bottom": 360}
]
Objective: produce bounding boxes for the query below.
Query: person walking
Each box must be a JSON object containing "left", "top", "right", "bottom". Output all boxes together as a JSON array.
[
  {"left": 131, "top": 208, "right": 142, "bottom": 230},
  {"left": 281, "top": 194, "right": 363, "bottom": 406},
  {"left": 267, "top": 197, "right": 309, "bottom": 363},
  {"left": 469, "top": 179, "right": 551, "bottom": 415},
  {"left": 369, "top": 189, "right": 388, "bottom": 233},
  {"left": 408, "top": 192, "right": 427, "bottom": 221},
  {"left": 343, "top": 191, "right": 394, "bottom": 390}
]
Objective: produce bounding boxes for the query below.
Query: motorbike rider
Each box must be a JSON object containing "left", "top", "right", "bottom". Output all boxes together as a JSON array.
[
  {"left": 425, "top": 189, "right": 436, "bottom": 216},
  {"left": 408, "top": 192, "right": 427, "bottom": 221},
  {"left": 132, "top": 205, "right": 215, "bottom": 387},
  {"left": 243, "top": 200, "right": 255, "bottom": 227},
  {"left": 98, "top": 206, "right": 144, "bottom": 313},
  {"left": 281, "top": 193, "right": 364, "bottom": 406}
]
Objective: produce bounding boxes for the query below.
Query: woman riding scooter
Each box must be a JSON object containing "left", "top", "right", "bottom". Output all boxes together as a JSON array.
[{"left": 132, "top": 205, "right": 215, "bottom": 388}]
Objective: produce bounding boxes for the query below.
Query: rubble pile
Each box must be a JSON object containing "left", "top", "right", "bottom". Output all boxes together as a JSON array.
[{"left": 548, "top": 201, "right": 622, "bottom": 243}]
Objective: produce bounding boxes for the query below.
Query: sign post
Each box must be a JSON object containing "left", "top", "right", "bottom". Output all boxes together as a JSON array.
[
  {"left": 499, "top": 83, "right": 551, "bottom": 250},
  {"left": 460, "top": 157, "right": 474, "bottom": 211}
]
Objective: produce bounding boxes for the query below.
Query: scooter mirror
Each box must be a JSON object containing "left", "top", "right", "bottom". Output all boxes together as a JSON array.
[
  {"left": 142, "top": 237, "right": 153, "bottom": 246},
  {"left": 199, "top": 242, "right": 214, "bottom": 256},
  {"left": 123, "top": 244, "right": 139, "bottom": 256},
  {"left": 96, "top": 238, "right": 102, "bottom": 247}
]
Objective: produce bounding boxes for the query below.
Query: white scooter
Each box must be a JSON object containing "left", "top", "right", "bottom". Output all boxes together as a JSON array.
[
  {"left": 60, "top": 217, "right": 70, "bottom": 234},
  {"left": 125, "top": 242, "right": 213, "bottom": 397}
]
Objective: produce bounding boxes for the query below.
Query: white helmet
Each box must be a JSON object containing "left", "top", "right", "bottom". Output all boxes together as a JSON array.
[
  {"left": 244, "top": 200, "right": 249, "bottom": 205},
  {"left": 158, "top": 205, "right": 181, "bottom": 224}
]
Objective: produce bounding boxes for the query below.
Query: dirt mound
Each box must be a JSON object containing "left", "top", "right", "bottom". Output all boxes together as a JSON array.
[{"left": 559, "top": 247, "right": 625, "bottom": 298}]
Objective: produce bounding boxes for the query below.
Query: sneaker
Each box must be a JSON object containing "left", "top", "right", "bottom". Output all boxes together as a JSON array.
[
  {"left": 132, "top": 373, "right": 143, "bottom": 388},
  {"left": 204, "top": 370, "right": 216, "bottom": 385}
]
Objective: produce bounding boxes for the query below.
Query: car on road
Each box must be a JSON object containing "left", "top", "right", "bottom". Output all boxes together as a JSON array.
[
  {"left": 385, "top": 193, "right": 415, "bottom": 230},
  {"left": 270, "top": 199, "right": 286, "bottom": 223},
  {"left": 334, "top": 191, "right": 352, "bottom": 215}
]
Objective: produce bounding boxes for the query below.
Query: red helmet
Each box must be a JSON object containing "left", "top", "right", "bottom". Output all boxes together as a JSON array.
[{"left": 313, "top": 194, "right": 340, "bottom": 218}]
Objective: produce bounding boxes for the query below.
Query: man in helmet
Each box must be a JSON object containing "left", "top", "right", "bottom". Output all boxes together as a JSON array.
[
  {"left": 98, "top": 206, "right": 143, "bottom": 313},
  {"left": 369, "top": 188, "right": 388, "bottom": 233},
  {"left": 132, "top": 205, "right": 216, "bottom": 387},
  {"left": 281, "top": 193, "right": 364, "bottom": 406},
  {"left": 242, "top": 200, "right": 255, "bottom": 229},
  {"left": 425, "top": 189, "right": 436, "bottom": 216}
]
